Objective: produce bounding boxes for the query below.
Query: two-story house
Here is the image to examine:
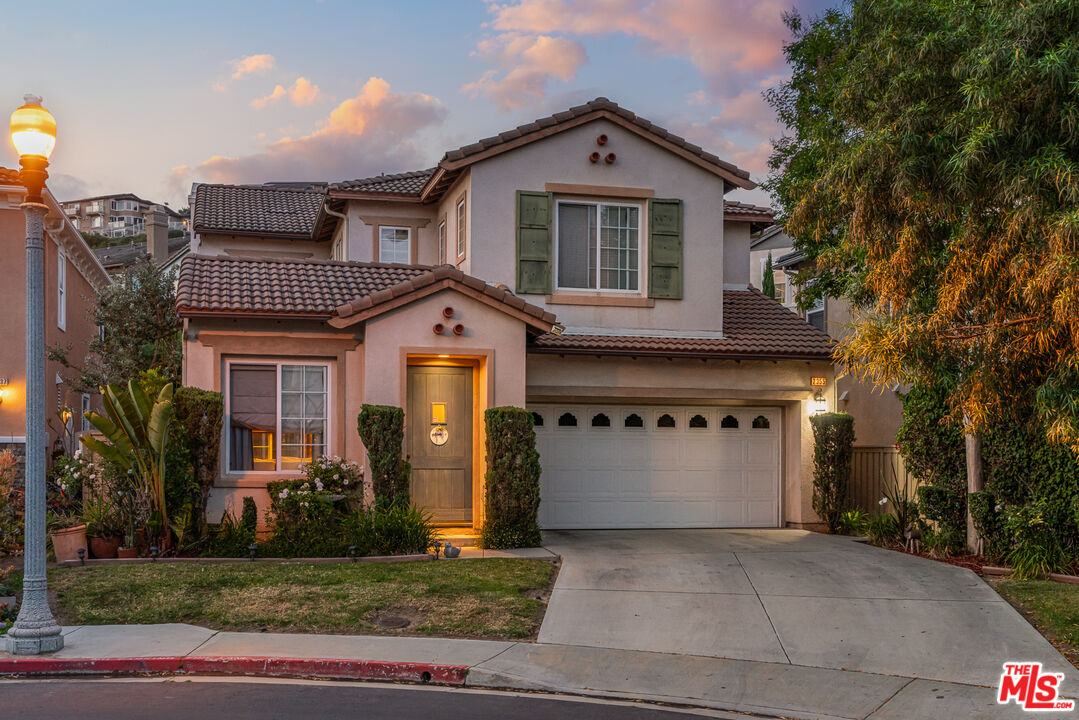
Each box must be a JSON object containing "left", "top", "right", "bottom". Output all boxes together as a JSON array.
[
  {"left": 1, "top": 168, "right": 111, "bottom": 481},
  {"left": 179, "top": 98, "right": 834, "bottom": 531}
]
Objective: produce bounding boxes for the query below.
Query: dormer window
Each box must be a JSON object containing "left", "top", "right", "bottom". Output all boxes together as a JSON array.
[{"left": 556, "top": 200, "right": 640, "bottom": 291}]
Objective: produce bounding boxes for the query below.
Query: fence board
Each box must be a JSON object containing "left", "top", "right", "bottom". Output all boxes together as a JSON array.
[{"left": 848, "top": 446, "right": 918, "bottom": 514}]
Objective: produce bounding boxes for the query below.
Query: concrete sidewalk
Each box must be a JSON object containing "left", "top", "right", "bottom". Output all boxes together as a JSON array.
[{"left": 2, "top": 624, "right": 1071, "bottom": 719}]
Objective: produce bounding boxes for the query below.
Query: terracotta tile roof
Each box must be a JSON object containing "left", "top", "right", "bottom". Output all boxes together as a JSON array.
[
  {"left": 530, "top": 288, "right": 833, "bottom": 360},
  {"left": 93, "top": 235, "right": 190, "bottom": 270},
  {"left": 192, "top": 184, "right": 326, "bottom": 238},
  {"left": 177, "top": 254, "right": 429, "bottom": 318},
  {"left": 334, "top": 264, "right": 557, "bottom": 326},
  {"left": 724, "top": 201, "right": 774, "bottom": 221},
  {"left": 331, "top": 169, "right": 436, "bottom": 195},
  {"left": 176, "top": 255, "right": 558, "bottom": 331}
]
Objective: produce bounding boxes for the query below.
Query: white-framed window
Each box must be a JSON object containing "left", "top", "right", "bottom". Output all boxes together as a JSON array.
[
  {"left": 226, "top": 361, "right": 330, "bottom": 474},
  {"left": 81, "top": 393, "right": 91, "bottom": 432},
  {"left": 806, "top": 294, "right": 825, "bottom": 331},
  {"left": 438, "top": 219, "right": 446, "bottom": 265},
  {"left": 456, "top": 198, "right": 466, "bottom": 258},
  {"left": 378, "top": 226, "right": 410, "bottom": 264},
  {"left": 91, "top": 217, "right": 103, "bottom": 228},
  {"left": 56, "top": 248, "right": 67, "bottom": 331},
  {"left": 774, "top": 281, "right": 787, "bottom": 304},
  {"left": 555, "top": 200, "right": 640, "bottom": 291}
]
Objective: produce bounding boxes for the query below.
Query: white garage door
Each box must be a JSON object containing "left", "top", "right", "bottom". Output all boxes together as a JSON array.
[{"left": 531, "top": 405, "right": 781, "bottom": 529}]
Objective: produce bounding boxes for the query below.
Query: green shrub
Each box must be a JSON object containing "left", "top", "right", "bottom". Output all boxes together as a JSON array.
[
  {"left": 810, "top": 412, "right": 855, "bottom": 533},
  {"left": 866, "top": 513, "right": 900, "bottom": 545},
  {"left": 897, "top": 380, "right": 967, "bottom": 537},
  {"left": 1004, "top": 501, "right": 1072, "bottom": 578},
  {"left": 923, "top": 524, "right": 965, "bottom": 558},
  {"left": 261, "top": 479, "right": 350, "bottom": 557},
  {"left": 345, "top": 498, "right": 437, "bottom": 557},
  {"left": 172, "top": 386, "right": 223, "bottom": 537},
  {"left": 836, "top": 508, "right": 869, "bottom": 536},
  {"left": 241, "top": 497, "right": 257, "bottom": 536},
  {"left": 357, "top": 404, "right": 410, "bottom": 502},
  {"left": 969, "top": 490, "right": 1008, "bottom": 561},
  {"left": 479, "top": 407, "right": 542, "bottom": 549},
  {"left": 201, "top": 506, "right": 254, "bottom": 558}
]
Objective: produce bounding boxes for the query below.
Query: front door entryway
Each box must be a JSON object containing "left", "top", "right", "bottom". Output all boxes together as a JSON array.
[{"left": 406, "top": 365, "right": 473, "bottom": 524}]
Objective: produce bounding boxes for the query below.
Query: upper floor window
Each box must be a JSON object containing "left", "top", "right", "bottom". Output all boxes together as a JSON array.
[
  {"left": 379, "top": 226, "right": 411, "bottom": 264},
  {"left": 81, "top": 393, "right": 91, "bottom": 432},
  {"left": 806, "top": 291, "right": 825, "bottom": 331},
  {"left": 456, "top": 198, "right": 466, "bottom": 258},
  {"left": 556, "top": 201, "right": 640, "bottom": 291},
  {"left": 438, "top": 219, "right": 446, "bottom": 265},
  {"left": 56, "top": 249, "right": 67, "bottom": 331}
]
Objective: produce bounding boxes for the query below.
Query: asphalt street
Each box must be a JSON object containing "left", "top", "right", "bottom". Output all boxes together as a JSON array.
[{"left": 0, "top": 678, "right": 735, "bottom": 719}]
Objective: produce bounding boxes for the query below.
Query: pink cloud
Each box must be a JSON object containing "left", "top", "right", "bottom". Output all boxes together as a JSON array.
[
  {"left": 188, "top": 78, "right": 447, "bottom": 185},
  {"left": 250, "top": 77, "right": 322, "bottom": 109},
  {"left": 462, "top": 33, "right": 587, "bottom": 110},
  {"left": 231, "top": 54, "right": 276, "bottom": 79},
  {"left": 476, "top": 0, "right": 790, "bottom": 101}
]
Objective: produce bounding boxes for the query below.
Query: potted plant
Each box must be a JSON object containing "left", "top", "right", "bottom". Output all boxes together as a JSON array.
[
  {"left": 83, "top": 495, "right": 122, "bottom": 559},
  {"left": 48, "top": 513, "right": 87, "bottom": 562}
]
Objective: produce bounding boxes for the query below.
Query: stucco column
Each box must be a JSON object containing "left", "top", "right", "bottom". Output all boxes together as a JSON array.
[{"left": 3, "top": 203, "right": 64, "bottom": 654}]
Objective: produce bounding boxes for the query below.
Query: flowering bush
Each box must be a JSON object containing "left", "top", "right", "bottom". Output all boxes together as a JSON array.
[
  {"left": 299, "top": 455, "right": 363, "bottom": 494},
  {"left": 260, "top": 456, "right": 365, "bottom": 557},
  {"left": 47, "top": 454, "right": 95, "bottom": 527}
]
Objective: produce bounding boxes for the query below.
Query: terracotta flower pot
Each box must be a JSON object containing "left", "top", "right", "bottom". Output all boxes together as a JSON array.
[
  {"left": 90, "top": 535, "right": 121, "bottom": 559},
  {"left": 117, "top": 547, "right": 139, "bottom": 559},
  {"left": 50, "top": 525, "right": 87, "bottom": 563}
]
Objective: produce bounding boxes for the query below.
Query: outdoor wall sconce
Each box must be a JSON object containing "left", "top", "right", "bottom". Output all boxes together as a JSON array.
[
  {"left": 452, "top": 323, "right": 465, "bottom": 336},
  {"left": 596, "top": 134, "right": 608, "bottom": 145},
  {"left": 442, "top": 306, "right": 454, "bottom": 318},
  {"left": 589, "top": 151, "right": 600, "bottom": 163},
  {"left": 813, "top": 389, "right": 828, "bottom": 415},
  {"left": 0, "top": 378, "right": 7, "bottom": 406},
  {"left": 433, "top": 323, "right": 445, "bottom": 335}
]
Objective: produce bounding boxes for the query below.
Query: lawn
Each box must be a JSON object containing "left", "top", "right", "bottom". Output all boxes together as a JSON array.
[
  {"left": 9, "top": 558, "right": 556, "bottom": 640},
  {"left": 992, "top": 578, "right": 1079, "bottom": 669}
]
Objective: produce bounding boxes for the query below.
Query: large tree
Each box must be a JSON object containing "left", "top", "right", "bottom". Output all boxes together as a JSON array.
[
  {"left": 51, "top": 258, "right": 182, "bottom": 392},
  {"left": 766, "top": 0, "right": 1079, "bottom": 452}
]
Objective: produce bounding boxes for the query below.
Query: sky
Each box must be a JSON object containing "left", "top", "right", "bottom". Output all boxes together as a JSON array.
[{"left": 2, "top": 0, "right": 838, "bottom": 209}]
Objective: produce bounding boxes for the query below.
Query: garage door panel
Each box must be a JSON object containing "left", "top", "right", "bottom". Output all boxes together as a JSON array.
[{"left": 533, "top": 404, "right": 781, "bottom": 529}]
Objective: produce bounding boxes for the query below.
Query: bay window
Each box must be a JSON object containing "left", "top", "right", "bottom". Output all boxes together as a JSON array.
[
  {"left": 228, "top": 362, "right": 329, "bottom": 473},
  {"left": 556, "top": 200, "right": 640, "bottom": 291}
]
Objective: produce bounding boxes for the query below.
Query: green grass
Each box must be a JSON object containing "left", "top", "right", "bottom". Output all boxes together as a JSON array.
[
  {"left": 993, "top": 579, "right": 1079, "bottom": 668},
  {"left": 10, "top": 559, "right": 555, "bottom": 640}
]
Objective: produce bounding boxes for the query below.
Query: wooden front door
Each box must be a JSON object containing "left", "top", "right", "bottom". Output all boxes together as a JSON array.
[{"left": 406, "top": 365, "right": 473, "bottom": 524}]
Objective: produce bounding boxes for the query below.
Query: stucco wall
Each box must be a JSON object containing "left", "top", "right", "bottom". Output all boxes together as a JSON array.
[
  {"left": 343, "top": 200, "right": 438, "bottom": 265},
  {"left": 722, "top": 221, "right": 751, "bottom": 288},
  {"left": 467, "top": 118, "right": 727, "bottom": 333},
  {"left": 196, "top": 232, "right": 332, "bottom": 259},
  {"left": 525, "top": 353, "right": 834, "bottom": 527}
]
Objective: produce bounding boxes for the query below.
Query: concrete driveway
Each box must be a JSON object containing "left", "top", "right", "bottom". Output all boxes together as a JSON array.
[{"left": 539, "top": 529, "right": 1070, "bottom": 687}]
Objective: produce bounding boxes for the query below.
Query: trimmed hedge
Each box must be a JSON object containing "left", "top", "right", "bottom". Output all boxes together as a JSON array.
[
  {"left": 810, "top": 412, "right": 855, "bottom": 533},
  {"left": 173, "top": 386, "right": 223, "bottom": 537},
  {"left": 357, "top": 404, "right": 411, "bottom": 502},
  {"left": 480, "top": 407, "right": 542, "bottom": 549}
]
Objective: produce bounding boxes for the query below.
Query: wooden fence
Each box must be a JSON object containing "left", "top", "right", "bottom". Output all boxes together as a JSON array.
[{"left": 847, "top": 446, "right": 919, "bottom": 514}]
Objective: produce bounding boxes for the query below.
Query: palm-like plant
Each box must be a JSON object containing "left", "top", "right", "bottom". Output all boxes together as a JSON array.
[{"left": 80, "top": 381, "right": 174, "bottom": 547}]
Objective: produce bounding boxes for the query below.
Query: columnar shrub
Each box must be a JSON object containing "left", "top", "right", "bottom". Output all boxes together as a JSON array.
[
  {"left": 357, "top": 405, "right": 410, "bottom": 502},
  {"left": 173, "top": 386, "right": 223, "bottom": 536},
  {"left": 896, "top": 381, "right": 967, "bottom": 546},
  {"left": 480, "top": 407, "right": 542, "bottom": 549},
  {"left": 810, "top": 412, "right": 855, "bottom": 533}
]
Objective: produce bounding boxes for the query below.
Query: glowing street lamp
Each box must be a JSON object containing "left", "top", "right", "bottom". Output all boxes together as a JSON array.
[{"left": 4, "top": 94, "right": 63, "bottom": 654}]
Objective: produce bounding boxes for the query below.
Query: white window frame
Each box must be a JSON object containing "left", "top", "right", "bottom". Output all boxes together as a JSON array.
[
  {"left": 806, "top": 293, "right": 825, "bottom": 331},
  {"left": 81, "top": 393, "right": 91, "bottom": 432},
  {"left": 456, "top": 198, "right": 466, "bottom": 259},
  {"left": 56, "top": 248, "right": 67, "bottom": 331},
  {"left": 224, "top": 359, "right": 333, "bottom": 476},
  {"left": 553, "top": 199, "right": 643, "bottom": 294},
  {"left": 378, "top": 225, "right": 411, "bottom": 264},
  {"left": 438, "top": 219, "right": 446, "bottom": 265}
]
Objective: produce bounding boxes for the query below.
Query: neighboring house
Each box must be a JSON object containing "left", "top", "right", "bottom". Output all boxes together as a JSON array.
[
  {"left": 180, "top": 97, "right": 835, "bottom": 531},
  {"left": 749, "top": 225, "right": 795, "bottom": 309},
  {"left": 61, "top": 193, "right": 185, "bottom": 238},
  {"left": 0, "top": 168, "right": 111, "bottom": 481},
  {"left": 93, "top": 206, "right": 190, "bottom": 276}
]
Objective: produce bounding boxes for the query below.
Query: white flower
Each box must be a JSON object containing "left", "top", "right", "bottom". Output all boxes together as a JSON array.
[
  {"left": 333, "top": 474, "right": 339, "bottom": 480},
  {"left": 995, "top": 504, "right": 1002, "bottom": 512},
  {"left": 279, "top": 489, "right": 289, "bottom": 499},
  {"left": 879, "top": 497, "right": 888, "bottom": 506},
  {"left": 342, "top": 478, "right": 349, "bottom": 485},
  {"left": 315, "top": 480, "right": 324, "bottom": 491}
]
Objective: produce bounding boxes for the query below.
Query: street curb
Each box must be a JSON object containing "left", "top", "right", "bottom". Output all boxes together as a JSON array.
[{"left": 0, "top": 656, "right": 469, "bottom": 685}]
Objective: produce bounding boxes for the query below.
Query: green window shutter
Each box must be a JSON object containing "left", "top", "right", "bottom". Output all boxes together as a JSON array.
[
  {"left": 516, "top": 190, "right": 553, "bottom": 294},
  {"left": 648, "top": 198, "right": 683, "bottom": 299}
]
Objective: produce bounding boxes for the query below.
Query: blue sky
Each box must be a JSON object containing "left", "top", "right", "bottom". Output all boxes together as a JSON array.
[{"left": 3, "top": 0, "right": 837, "bottom": 208}]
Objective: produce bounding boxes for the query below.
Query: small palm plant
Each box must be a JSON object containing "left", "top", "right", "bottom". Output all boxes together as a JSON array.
[{"left": 80, "top": 381, "right": 175, "bottom": 549}]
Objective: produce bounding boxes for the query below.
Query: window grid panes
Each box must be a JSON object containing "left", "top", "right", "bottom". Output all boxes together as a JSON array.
[
  {"left": 456, "top": 200, "right": 466, "bottom": 257},
  {"left": 557, "top": 201, "right": 639, "bottom": 291},
  {"left": 379, "top": 226, "right": 410, "bottom": 264},
  {"left": 280, "top": 365, "right": 327, "bottom": 470}
]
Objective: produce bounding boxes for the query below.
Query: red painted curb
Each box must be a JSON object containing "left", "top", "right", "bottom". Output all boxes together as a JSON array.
[{"left": 0, "top": 656, "right": 468, "bottom": 685}]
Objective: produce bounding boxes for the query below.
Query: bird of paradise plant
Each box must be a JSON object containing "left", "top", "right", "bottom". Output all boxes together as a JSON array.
[{"left": 80, "top": 381, "right": 174, "bottom": 549}]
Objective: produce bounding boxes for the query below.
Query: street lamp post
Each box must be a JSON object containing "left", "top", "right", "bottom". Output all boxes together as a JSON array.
[{"left": 3, "top": 94, "right": 63, "bottom": 654}]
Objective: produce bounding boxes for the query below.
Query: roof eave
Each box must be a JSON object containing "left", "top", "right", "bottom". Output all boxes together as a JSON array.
[
  {"left": 177, "top": 308, "right": 334, "bottom": 321},
  {"left": 327, "top": 189, "right": 424, "bottom": 203},
  {"left": 191, "top": 226, "right": 317, "bottom": 241},
  {"left": 526, "top": 345, "right": 833, "bottom": 362}
]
